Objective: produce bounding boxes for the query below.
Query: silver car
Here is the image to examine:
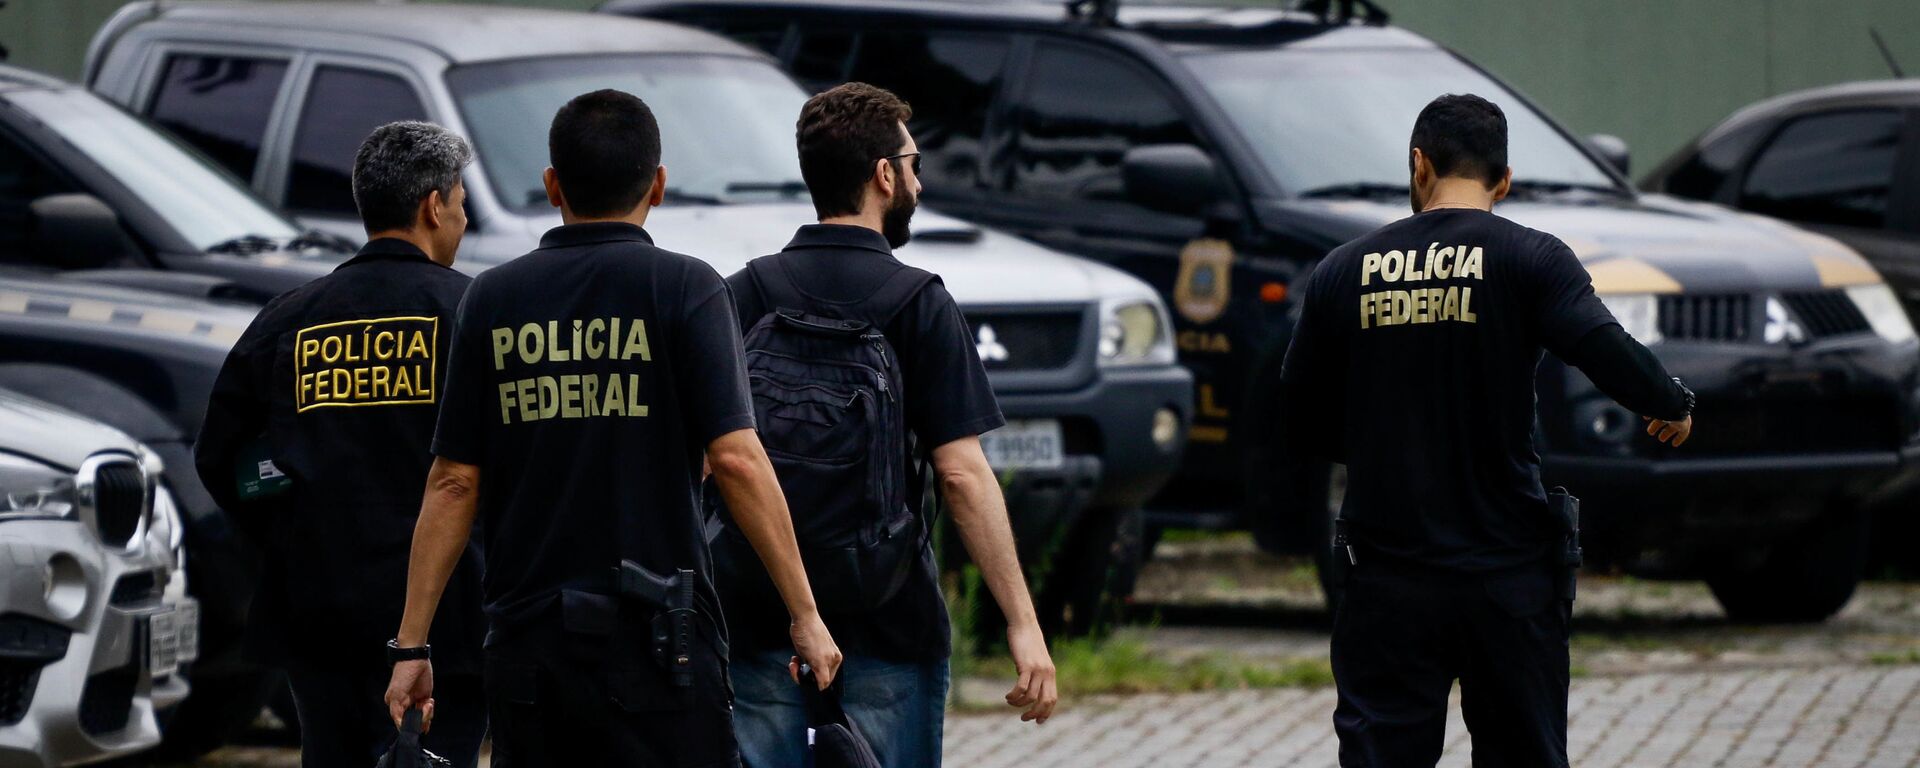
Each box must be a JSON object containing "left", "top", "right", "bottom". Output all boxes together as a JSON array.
[{"left": 0, "top": 390, "right": 197, "bottom": 766}]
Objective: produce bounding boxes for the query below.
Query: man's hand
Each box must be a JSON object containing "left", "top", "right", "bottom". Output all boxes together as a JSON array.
[
  {"left": 385, "top": 659, "right": 435, "bottom": 731},
  {"left": 1005, "top": 621, "right": 1058, "bottom": 723},
  {"left": 788, "top": 610, "right": 843, "bottom": 690},
  {"left": 1644, "top": 415, "right": 1693, "bottom": 447}
]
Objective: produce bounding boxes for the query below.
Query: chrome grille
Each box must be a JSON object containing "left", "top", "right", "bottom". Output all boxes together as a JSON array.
[
  {"left": 1658, "top": 294, "right": 1751, "bottom": 342},
  {"left": 82, "top": 457, "right": 146, "bottom": 550},
  {"left": 966, "top": 310, "right": 1083, "bottom": 371},
  {"left": 1781, "top": 291, "right": 1871, "bottom": 339}
]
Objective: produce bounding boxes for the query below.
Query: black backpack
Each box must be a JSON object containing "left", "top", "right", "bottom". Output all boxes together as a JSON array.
[{"left": 712, "top": 258, "right": 935, "bottom": 616}]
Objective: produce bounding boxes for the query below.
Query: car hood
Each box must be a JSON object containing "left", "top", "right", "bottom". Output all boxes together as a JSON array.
[
  {"left": 510, "top": 203, "right": 1154, "bottom": 305},
  {"left": 0, "top": 388, "right": 139, "bottom": 471},
  {"left": 0, "top": 269, "right": 257, "bottom": 348},
  {"left": 1272, "top": 193, "right": 1882, "bottom": 294}
]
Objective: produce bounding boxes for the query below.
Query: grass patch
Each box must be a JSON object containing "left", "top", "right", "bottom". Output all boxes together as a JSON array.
[
  {"left": 1869, "top": 649, "right": 1920, "bottom": 666},
  {"left": 968, "top": 635, "right": 1331, "bottom": 697}
]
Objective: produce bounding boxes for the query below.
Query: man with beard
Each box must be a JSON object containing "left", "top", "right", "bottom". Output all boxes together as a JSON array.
[
  {"left": 1281, "top": 94, "right": 1695, "bottom": 766},
  {"left": 721, "top": 82, "right": 1058, "bottom": 767}
]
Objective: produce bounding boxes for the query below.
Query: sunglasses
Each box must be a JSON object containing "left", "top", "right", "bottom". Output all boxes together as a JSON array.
[{"left": 881, "top": 151, "right": 922, "bottom": 176}]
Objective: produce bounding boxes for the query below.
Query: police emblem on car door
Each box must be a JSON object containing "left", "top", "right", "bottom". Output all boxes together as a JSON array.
[{"left": 1175, "top": 238, "right": 1234, "bottom": 325}]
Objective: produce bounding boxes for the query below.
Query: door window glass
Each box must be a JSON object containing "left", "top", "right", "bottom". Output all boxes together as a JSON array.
[
  {"left": 0, "top": 130, "right": 73, "bottom": 264},
  {"left": 1011, "top": 43, "right": 1201, "bottom": 205},
  {"left": 790, "top": 29, "right": 856, "bottom": 90},
  {"left": 849, "top": 32, "right": 1009, "bottom": 190},
  {"left": 286, "top": 66, "right": 429, "bottom": 216},
  {"left": 1741, "top": 109, "right": 1903, "bottom": 229},
  {"left": 1659, "top": 120, "right": 1770, "bottom": 201},
  {"left": 147, "top": 54, "right": 288, "bottom": 182}
]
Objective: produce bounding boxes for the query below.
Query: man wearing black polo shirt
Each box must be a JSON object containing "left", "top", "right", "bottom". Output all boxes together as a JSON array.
[
  {"left": 383, "top": 90, "right": 841, "bottom": 765},
  {"left": 1281, "top": 94, "right": 1695, "bottom": 767},
  {"left": 197, "top": 122, "right": 487, "bottom": 766},
  {"left": 724, "top": 83, "right": 1058, "bottom": 768}
]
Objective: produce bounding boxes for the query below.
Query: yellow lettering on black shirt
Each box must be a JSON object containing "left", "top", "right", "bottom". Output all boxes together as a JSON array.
[{"left": 296, "top": 316, "right": 438, "bottom": 412}]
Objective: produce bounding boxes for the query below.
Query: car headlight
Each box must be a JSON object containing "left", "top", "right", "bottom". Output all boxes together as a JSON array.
[
  {"left": 0, "top": 452, "right": 78, "bottom": 521},
  {"left": 1597, "top": 293, "right": 1663, "bottom": 345},
  {"left": 1098, "top": 298, "right": 1175, "bottom": 366},
  {"left": 1846, "top": 284, "right": 1916, "bottom": 343}
]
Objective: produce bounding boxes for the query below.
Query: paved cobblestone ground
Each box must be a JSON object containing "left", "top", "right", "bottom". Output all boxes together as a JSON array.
[{"left": 945, "top": 665, "right": 1920, "bottom": 768}]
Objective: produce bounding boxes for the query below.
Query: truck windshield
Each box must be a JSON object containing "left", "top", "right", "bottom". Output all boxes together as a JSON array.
[
  {"left": 9, "top": 88, "right": 301, "bottom": 250},
  {"left": 1181, "top": 48, "right": 1621, "bottom": 198},
  {"left": 447, "top": 55, "right": 808, "bottom": 211}
]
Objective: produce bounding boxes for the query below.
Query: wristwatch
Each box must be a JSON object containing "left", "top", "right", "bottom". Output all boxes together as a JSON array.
[
  {"left": 1672, "top": 377, "right": 1696, "bottom": 419},
  {"left": 387, "top": 639, "right": 431, "bottom": 664}
]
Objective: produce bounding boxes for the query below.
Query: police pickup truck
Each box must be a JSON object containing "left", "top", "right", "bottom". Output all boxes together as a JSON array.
[
  {"left": 86, "top": 1, "right": 1194, "bottom": 634},
  {"left": 613, "top": 0, "right": 1920, "bottom": 621}
]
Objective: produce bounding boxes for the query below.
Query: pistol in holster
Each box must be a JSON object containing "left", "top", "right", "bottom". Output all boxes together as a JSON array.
[
  {"left": 615, "top": 560, "right": 697, "bottom": 688},
  {"left": 1548, "top": 487, "right": 1582, "bottom": 603}
]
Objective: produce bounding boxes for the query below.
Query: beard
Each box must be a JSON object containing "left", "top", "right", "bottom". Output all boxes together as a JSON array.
[
  {"left": 882, "top": 183, "right": 917, "bottom": 249},
  {"left": 1408, "top": 184, "right": 1425, "bottom": 214}
]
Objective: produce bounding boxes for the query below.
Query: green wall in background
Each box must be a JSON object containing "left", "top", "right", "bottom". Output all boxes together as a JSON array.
[{"left": 4, "top": 0, "right": 1917, "bottom": 174}]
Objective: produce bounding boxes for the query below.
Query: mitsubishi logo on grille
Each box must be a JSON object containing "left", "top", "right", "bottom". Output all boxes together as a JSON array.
[
  {"left": 976, "top": 323, "right": 1009, "bottom": 362},
  {"left": 1764, "top": 296, "right": 1807, "bottom": 345}
]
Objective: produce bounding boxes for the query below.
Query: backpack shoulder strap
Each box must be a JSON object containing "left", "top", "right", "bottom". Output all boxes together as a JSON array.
[
  {"left": 867, "top": 267, "right": 938, "bottom": 328},
  {"left": 746, "top": 256, "right": 804, "bottom": 314}
]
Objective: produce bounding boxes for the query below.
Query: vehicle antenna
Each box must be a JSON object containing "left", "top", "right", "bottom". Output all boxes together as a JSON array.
[{"left": 1870, "top": 27, "right": 1906, "bottom": 79}]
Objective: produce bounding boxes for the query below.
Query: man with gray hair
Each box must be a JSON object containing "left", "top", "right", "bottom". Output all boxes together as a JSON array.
[{"left": 197, "top": 120, "right": 488, "bottom": 766}]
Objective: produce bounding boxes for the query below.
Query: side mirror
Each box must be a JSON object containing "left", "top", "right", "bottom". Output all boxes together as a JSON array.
[
  {"left": 29, "top": 194, "right": 142, "bottom": 270},
  {"left": 1585, "top": 133, "right": 1631, "bottom": 177},
  {"left": 1123, "top": 144, "right": 1225, "bottom": 217}
]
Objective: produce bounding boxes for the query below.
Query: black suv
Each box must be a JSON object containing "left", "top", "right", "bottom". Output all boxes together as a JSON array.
[
  {"left": 611, "top": 0, "right": 1920, "bottom": 621},
  {"left": 1644, "top": 81, "right": 1920, "bottom": 320}
]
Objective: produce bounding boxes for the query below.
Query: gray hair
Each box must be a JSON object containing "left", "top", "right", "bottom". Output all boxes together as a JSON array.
[{"left": 351, "top": 121, "right": 472, "bottom": 233}]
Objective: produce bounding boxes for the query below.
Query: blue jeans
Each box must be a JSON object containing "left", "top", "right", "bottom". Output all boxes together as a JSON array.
[{"left": 731, "top": 650, "right": 949, "bottom": 768}]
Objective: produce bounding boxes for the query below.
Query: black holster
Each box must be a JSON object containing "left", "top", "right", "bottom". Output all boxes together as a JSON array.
[
  {"left": 1548, "top": 487, "right": 1581, "bottom": 603},
  {"left": 614, "top": 561, "right": 697, "bottom": 689}
]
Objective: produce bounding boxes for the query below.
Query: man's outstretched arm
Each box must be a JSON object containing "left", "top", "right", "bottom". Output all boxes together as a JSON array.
[
  {"left": 935, "top": 435, "right": 1059, "bottom": 724},
  {"left": 1561, "top": 324, "right": 1694, "bottom": 446},
  {"left": 385, "top": 457, "right": 482, "bottom": 727},
  {"left": 708, "top": 428, "right": 843, "bottom": 688}
]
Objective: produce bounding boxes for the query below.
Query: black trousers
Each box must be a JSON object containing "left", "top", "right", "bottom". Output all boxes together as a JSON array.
[
  {"left": 282, "top": 655, "right": 487, "bottom": 768},
  {"left": 1330, "top": 557, "right": 1570, "bottom": 768},
  {"left": 483, "top": 621, "right": 741, "bottom": 768}
]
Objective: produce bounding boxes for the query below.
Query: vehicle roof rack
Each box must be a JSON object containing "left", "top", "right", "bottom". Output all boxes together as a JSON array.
[
  {"left": 1295, "top": 0, "right": 1390, "bottom": 26},
  {"left": 1064, "top": 0, "right": 1119, "bottom": 27}
]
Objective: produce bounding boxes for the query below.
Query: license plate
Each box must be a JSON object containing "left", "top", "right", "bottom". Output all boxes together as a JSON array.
[
  {"left": 981, "top": 420, "right": 1064, "bottom": 471},
  {"left": 148, "top": 610, "right": 180, "bottom": 679},
  {"left": 147, "top": 601, "right": 199, "bottom": 679}
]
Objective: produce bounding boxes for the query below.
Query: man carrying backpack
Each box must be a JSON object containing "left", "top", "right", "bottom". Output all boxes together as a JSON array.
[{"left": 718, "top": 82, "right": 1059, "bottom": 768}]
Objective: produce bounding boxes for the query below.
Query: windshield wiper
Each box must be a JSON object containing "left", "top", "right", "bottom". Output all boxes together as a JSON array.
[
  {"left": 661, "top": 188, "right": 723, "bottom": 206},
  {"left": 205, "top": 234, "right": 281, "bottom": 256},
  {"left": 1297, "top": 182, "right": 1410, "bottom": 200},
  {"left": 724, "top": 180, "right": 809, "bottom": 197},
  {"left": 288, "top": 229, "right": 357, "bottom": 254},
  {"left": 1506, "top": 180, "right": 1630, "bottom": 199}
]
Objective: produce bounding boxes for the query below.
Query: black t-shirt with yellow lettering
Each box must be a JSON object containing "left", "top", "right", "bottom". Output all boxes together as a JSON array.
[
  {"left": 432, "top": 223, "right": 754, "bottom": 635},
  {"left": 1280, "top": 209, "right": 1616, "bottom": 571}
]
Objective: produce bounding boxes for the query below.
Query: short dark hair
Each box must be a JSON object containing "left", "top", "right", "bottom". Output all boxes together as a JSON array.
[
  {"left": 796, "top": 82, "right": 913, "bottom": 219},
  {"left": 352, "top": 121, "right": 470, "bottom": 233},
  {"left": 1409, "top": 94, "right": 1507, "bottom": 188},
  {"left": 548, "top": 89, "right": 662, "bottom": 218}
]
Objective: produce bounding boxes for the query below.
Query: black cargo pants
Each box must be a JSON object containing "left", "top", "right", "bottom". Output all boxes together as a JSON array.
[
  {"left": 483, "top": 597, "right": 742, "bottom": 768},
  {"left": 1330, "top": 555, "right": 1570, "bottom": 768}
]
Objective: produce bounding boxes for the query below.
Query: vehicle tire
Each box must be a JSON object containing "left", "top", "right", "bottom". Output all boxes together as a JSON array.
[
  {"left": 1038, "top": 506, "right": 1146, "bottom": 638},
  {"left": 1707, "top": 506, "right": 1869, "bottom": 624},
  {"left": 1311, "top": 464, "right": 1349, "bottom": 615}
]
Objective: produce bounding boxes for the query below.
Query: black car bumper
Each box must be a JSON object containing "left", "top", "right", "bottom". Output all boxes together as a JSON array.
[
  {"left": 989, "top": 364, "right": 1192, "bottom": 541},
  {"left": 1539, "top": 334, "right": 1920, "bottom": 572}
]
